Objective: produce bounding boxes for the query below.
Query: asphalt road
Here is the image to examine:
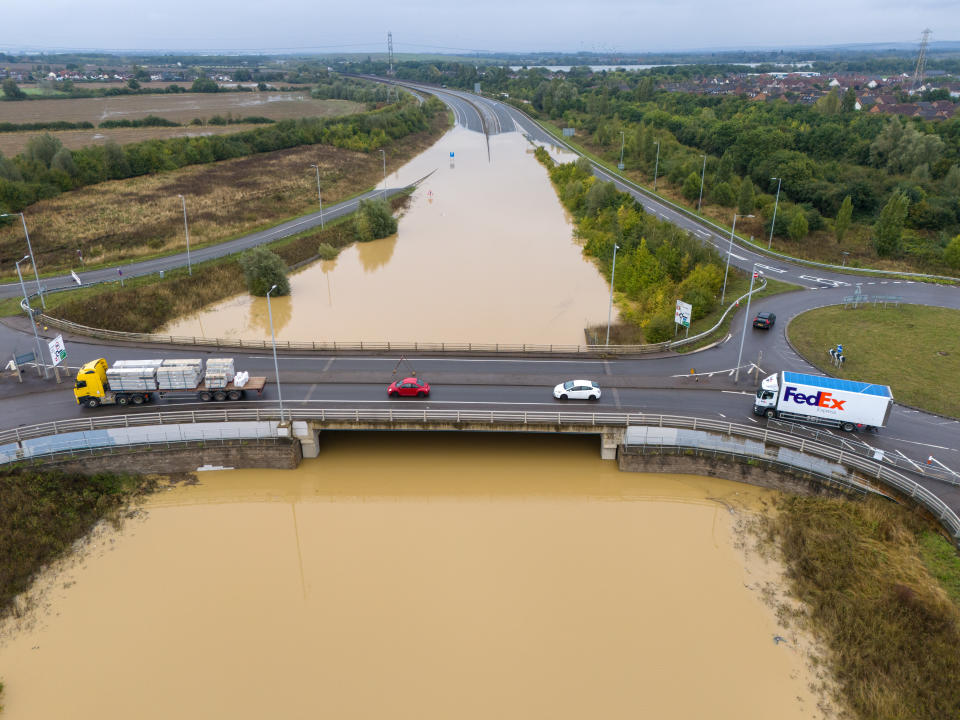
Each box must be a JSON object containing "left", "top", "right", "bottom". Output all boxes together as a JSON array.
[{"left": 0, "top": 82, "right": 958, "bottom": 515}]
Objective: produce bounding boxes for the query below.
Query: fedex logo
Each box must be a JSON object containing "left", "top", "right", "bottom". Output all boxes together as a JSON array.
[{"left": 783, "top": 386, "right": 847, "bottom": 410}]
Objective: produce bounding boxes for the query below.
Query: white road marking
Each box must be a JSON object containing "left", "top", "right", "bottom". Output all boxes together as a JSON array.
[
  {"left": 755, "top": 264, "right": 787, "bottom": 274},
  {"left": 886, "top": 437, "right": 955, "bottom": 451}
]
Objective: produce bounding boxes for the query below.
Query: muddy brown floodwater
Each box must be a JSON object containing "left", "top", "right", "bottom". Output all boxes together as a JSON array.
[
  {"left": 162, "top": 126, "right": 613, "bottom": 345},
  {"left": 0, "top": 434, "right": 829, "bottom": 719}
]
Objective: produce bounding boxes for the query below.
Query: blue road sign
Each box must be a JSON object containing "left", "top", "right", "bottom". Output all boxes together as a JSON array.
[{"left": 15, "top": 352, "right": 35, "bottom": 365}]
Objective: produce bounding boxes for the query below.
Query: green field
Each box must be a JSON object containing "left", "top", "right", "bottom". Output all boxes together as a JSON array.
[{"left": 787, "top": 304, "right": 960, "bottom": 418}]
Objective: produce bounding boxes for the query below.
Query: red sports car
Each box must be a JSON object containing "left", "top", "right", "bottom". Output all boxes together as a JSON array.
[{"left": 387, "top": 376, "right": 431, "bottom": 398}]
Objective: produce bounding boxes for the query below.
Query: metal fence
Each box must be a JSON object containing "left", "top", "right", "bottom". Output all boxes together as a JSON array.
[{"left": 1, "top": 408, "right": 957, "bottom": 543}]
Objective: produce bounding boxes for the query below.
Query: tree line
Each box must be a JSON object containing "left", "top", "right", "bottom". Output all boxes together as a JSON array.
[
  {"left": 0, "top": 98, "right": 443, "bottom": 214},
  {"left": 388, "top": 60, "right": 960, "bottom": 270}
]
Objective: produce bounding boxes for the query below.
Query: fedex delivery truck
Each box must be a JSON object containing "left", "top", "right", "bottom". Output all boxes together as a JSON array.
[{"left": 753, "top": 371, "right": 893, "bottom": 432}]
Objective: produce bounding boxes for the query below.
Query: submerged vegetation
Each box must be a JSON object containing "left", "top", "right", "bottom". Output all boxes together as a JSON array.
[
  {"left": 0, "top": 466, "right": 142, "bottom": 619},
  {"left": 757, "top": 494, "right": 960, "bottom": 720}
]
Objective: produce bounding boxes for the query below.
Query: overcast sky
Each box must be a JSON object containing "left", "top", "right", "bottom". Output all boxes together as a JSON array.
[{"left": 4, "top": 0, "right": 958, "bottom": 54}]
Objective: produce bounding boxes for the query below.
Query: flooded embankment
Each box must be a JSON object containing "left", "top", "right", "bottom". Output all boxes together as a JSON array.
[
  {"left": 162, "top": 126, "right": 613, "bottom": 345},
  {"left": 0, "top": 433, "right": 827, "bottom": 719}
]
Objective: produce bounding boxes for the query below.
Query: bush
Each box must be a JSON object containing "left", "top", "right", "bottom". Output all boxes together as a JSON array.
[
  {"left": 238, "top": 247, "right": 290, "bottom": 296},
  {"left": 317, "top": 242, "right": 339, "bottom": 260},
  {"left": 354, "top": 198, "right": 397, "bottom": 242}
]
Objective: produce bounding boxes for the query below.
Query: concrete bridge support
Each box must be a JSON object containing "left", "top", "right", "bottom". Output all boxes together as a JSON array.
[
  {"left": 292, "top": 421, "right": 321, "bottom": 458},
  {"left": 601, "top": 428, "right": 625, "bottom": 460}
]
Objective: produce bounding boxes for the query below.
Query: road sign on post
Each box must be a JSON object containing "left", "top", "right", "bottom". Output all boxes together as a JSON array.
[
  {"left": 674, "top": 299, "right": 692, "bottom": 329},
  {"left": 48, "top": 335, "right": 66, "bottom": 366},
  {"left": 562, "top": 128, "right": 575, "bottom": 137}
]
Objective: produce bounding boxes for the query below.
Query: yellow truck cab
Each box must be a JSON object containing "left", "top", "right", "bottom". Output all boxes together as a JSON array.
[{"left": 74, "top": 358, "right": 108, "bottom": 406}]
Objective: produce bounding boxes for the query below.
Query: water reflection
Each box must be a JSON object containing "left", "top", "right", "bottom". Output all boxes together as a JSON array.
[
  {"left": 248, "top": 293, "right": 293, "bottom": 336},
  {"left": 356, "top": 234, "right": 397, "bottom": 273}
]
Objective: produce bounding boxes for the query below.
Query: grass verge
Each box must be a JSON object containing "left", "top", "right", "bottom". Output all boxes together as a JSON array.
[
  {"left": 787, "top": 304, "right": 960, "bottom": 418},
  {"left": 755, "top": 494, "right": 960, "bottom": 720}
]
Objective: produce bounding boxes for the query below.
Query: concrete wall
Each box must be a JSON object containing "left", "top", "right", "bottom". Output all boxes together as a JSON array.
[
  {"left": 619, "top": 448, "right": 859, "bottom": 498},
  {"left": 43, "top": 439, "right": 302, "bottom": 475}
]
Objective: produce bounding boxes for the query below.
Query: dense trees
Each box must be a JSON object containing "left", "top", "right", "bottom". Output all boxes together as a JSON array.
[
  {"left": 407, "top": 59, "right": 958, "bottom": 269},
  {"left": 354, "top": 198, "right": 398, "bottom": 242},
  {"left": 1, "top": 78, "right": 25, "bottom": 100}
]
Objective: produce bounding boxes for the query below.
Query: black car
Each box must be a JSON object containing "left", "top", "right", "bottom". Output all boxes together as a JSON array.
[{"left": 753, "top": 311, "right": 776, "bottom": 329}]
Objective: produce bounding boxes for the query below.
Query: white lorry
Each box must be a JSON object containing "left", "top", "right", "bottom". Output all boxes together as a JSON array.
[{"left": 753, "top": 371, "right": 893, "bottom": 432}]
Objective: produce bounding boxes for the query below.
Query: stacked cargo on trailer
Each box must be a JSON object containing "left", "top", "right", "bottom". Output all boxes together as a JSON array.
[
  {"left": 753, "top": 371, "right": 893, "bottom": 432},
  {"left": 74, "top": 357, "right": 267, "bottom": 408}
]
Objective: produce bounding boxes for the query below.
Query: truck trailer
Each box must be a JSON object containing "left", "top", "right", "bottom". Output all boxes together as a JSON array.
[
  {"left": 753, "top": 371, "right": 893, "bottom": 432},
  {"left": 74, "top": 357, "right": 267, "bottom": 408}
]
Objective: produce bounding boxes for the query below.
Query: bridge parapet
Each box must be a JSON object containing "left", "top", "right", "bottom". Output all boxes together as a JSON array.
[{"left": 1, "top": 409, "right": 956, "bottom": 546}]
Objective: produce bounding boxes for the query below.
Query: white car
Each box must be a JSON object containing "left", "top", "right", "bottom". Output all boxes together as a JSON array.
[{"left": 553, "top": 380, "right": 601, "bottom": 401}]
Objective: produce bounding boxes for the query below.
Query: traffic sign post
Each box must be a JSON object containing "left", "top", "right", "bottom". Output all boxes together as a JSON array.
[
  {"left": 675, "top": 299, "right": 692, "bottom": 337},
  {"left": 47, "top": 334, "right": 66, "bottom": 384}
]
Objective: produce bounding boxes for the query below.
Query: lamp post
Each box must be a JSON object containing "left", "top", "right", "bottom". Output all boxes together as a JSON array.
[
  {"left": 617, "top": 131, "right": 625, "bottom": 171},
  {"left": 1, "top": 212, "right": 45, "bottom": 308},
  {"left": 652, "top": 140, "right": 660, "bottom": 190},
  {"left": 177, "top": 195, "right": 192, "bottom": 276},
  {"left": 16, "top": 255, "right": 48, "bottom": 378},
  {"left": 379, "top": 149, "right": 386, "bottom": 198},
  {"left": 735, "top": 263, "right": 762, "bottom": 383},
  {"left": 266, "top": 284, "right": 284, "bottom": 422},
  {"left": 721, "top": 213, "right": 753, "bottom": 305},
  {"left": 309, "top": 164, "right": 324, "bottom": 228},
  {"left": 605, "top": 243, "right": 620, "bottom": 346},
  {"left": 768, "top": 177, "right": 782, "bottom": 249},
  {"left": 697, "top": 154, "right": 706, "bottom": 213}
]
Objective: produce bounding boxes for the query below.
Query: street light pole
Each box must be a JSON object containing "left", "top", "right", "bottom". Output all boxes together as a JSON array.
[
  {"left": 2, "top": 212, "right": 44, "bottom": 308},
  {"left": 735, "top": 264, "right": 761, "bottom": 383},
  {"left": 379, "top": 149, "right": 386, "bottom": 199},
  {"left": 266, "top": 284, "right": 284, "bottom": 422},
  {"left": 16, "top": 255, "right": 48, "bottom": 378},
  {"left": 617, "top": 131, "right": 625, "bottom": 171},
  {"left": 768, "top": 177, "right": 782, "bottom": 249},
  {"left": 177, "top": 195, "right": 192, "bottom": 276},
  {"left": 605, "top": 243, "right": 620, "bottom": 346},
  {"left": 653, "top": 141, "right": 660, "bottom": 190},
  {"left": 721, "top": 213, "right": 753, "bottom": 305},
  {"left": 310, "top": 164, "right": 324, "bottom": 228},
  {"left": 697, "top": 154, "right": 706, "bottom": 213}
]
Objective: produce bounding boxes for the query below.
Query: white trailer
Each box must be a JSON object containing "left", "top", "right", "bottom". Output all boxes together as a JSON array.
[{"left": 753, "top": 371, "right": 893, "bottom": 432}]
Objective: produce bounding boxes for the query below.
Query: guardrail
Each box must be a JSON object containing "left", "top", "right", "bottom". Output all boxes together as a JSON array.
[
  {"left": 35, "top": 279, "right": 765, "bottom": 356},
  {"left": 2, "top": 408, "right": 957, "bottom": 543}
]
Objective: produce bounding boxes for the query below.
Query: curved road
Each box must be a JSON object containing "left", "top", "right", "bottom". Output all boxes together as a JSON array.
[{"left": 1, "top": 82, "right": 958, "bottom": 514}]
